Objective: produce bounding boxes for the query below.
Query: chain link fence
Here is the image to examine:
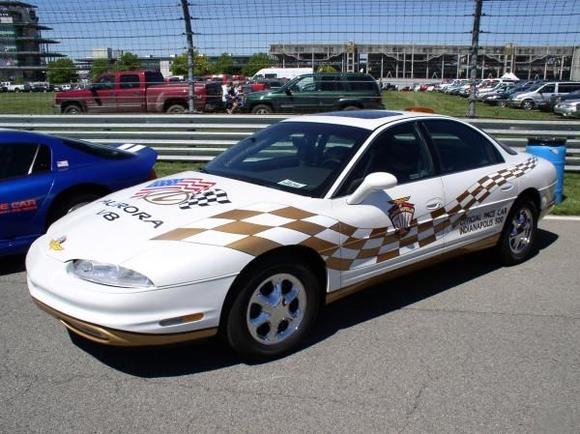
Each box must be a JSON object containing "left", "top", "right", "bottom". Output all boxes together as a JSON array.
[{"left": 0, "top": 0, "right": 579, "bottom": 117}]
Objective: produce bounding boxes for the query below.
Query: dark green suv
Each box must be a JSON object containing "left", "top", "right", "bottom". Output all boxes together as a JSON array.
[{"left": 244, "top": 73, "right": 384, "bottom": 114}]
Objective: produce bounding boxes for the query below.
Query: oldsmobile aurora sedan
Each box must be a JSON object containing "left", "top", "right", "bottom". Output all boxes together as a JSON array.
[{"left": 27, "top": 111, "right": 557, "bottom": 359}]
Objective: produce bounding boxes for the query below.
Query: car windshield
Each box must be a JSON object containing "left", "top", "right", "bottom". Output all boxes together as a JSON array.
[{"left": 204, "top": 122, "right": 371, "bottom": 197}]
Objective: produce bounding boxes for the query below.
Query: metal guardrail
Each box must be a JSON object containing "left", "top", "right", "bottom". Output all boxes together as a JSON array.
[{"left": 0, "top": 114, "right": 578, "bottom": 170}]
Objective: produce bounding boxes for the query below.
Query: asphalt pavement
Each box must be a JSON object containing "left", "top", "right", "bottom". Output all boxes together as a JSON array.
[{"left": 1, "top": 219, "right": 579, "bottom": 433}]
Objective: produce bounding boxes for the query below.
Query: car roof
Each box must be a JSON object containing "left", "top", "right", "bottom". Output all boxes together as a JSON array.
[{"left": 281, "top": 110, "right": 450, "bottom": 130}]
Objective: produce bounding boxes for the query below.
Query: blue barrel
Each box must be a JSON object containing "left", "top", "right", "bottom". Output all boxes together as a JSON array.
[{"left": 526, "top": 137, "right": 566, "bottom": 204}]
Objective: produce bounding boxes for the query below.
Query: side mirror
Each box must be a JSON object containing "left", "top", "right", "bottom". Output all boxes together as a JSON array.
[{"left": 347, "top": 172, "right": 398, "bottom": 205}]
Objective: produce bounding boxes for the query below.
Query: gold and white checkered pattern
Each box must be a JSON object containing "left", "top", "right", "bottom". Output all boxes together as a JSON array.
[{"left": 154, "top": 157, "right": 538, "bottom": 271}]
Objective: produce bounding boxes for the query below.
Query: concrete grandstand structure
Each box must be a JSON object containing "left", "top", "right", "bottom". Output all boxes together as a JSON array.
[
  {"left": 0, "top": 1, "right": 63, "bottom": 82},
  {"left": 270, "top": 43, "right": 580, "bottom": 85}
]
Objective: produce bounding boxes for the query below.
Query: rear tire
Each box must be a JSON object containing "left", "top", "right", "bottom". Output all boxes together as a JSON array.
[
  {"left": 251, "top": 104, "right": 273, "bottom": 115},
  {"left": 496, "top": 199, "right": 538, "bottom": 265},
  {"left": 166, "top": 104, "right": 187, "bottom": 114},
  {"left": 224, "top": 257, "right": 321, "bottom": 360}
]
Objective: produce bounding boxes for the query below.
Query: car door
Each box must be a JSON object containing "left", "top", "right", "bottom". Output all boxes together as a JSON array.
[
  {"left": 86, "top": 74, "right": 117, "bottom": 112},
  {"left": 420, "top": 119, "right": 512, "bottom": 249},
  {"left": 0, "top": 142, "right": 53, "bottom": 242},
  {"left": 328, "top": 121, "right": 445, "bottom": 287},
  {"left": 537, "top": 83, "right": 555, "bottom": 106},
  {"left": 317, "top": 74, "right": 342, "bottom": 111},
  {"left": 116, "top": 73, "right": 144, "bottom": 112},
  {"left": 284, "top": 75, "right": 320, "bottom": 113}
]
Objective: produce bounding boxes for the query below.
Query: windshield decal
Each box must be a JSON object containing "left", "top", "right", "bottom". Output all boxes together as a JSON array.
[{"left": 277, "top": 179, "right": 307, "bottom": 189}]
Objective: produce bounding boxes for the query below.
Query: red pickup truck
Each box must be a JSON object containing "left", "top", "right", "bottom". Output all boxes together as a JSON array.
[{"left": 55, "top": 70, "right": 223, "bottom": 114}]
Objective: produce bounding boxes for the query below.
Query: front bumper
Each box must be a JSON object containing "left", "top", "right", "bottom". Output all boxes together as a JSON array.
[
  {"left": 26, "top": 236, "right": 237, "bottom": 345},
  {"left": 33, "top": 297, "right": 217, "bottom": 346}
]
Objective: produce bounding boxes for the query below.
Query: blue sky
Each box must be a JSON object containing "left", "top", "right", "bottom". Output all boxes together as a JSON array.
[{"left": 31, "top": 0, "right": 580, "bottom": 58}]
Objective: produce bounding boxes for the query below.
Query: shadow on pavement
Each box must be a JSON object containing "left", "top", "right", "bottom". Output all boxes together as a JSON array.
[
  {"left": 0, "top": 254, "right": 26, "bottom": 276},
  {"left": 72, "top": 228, "right": 558, "bottom": 378}
]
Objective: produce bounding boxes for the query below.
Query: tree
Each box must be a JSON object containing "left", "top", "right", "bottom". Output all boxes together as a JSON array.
[
  {"left": 113, "top": 52, "right": 141, "bottom": 72},
  {"left": 213, "top": 52, "right": 234, "bottom": 74},
  {"left": 46, "top": 58, "right": 77, "bottom": 84},
  {"left": 170, "top": 52, "right": 211, "bottom": 77},
  {"left": 242, "top": 53, "right": 274, "bottom": 77},
  {"left": 317, "top": 64, "right": 338, "bottom": 73},
  {"left": 90, "top": 58, "right": 112, "bottom": 81}
]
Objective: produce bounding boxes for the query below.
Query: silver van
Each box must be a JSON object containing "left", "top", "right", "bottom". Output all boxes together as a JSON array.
[{"left": 508, "top": 81, "right": 580, "bottom": 110}]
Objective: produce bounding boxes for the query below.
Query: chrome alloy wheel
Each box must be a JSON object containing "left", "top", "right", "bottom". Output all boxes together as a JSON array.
[
  {"left": 246, "top": 273, "right": 306, "bottom": 345},
  {"left": 509, "top": 207, "right": 533, "bottom": 255}
]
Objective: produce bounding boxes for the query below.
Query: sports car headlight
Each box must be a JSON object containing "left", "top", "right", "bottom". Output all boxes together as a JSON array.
[{"left": 70, "top": 259, "right": 154, "bottom": 288}]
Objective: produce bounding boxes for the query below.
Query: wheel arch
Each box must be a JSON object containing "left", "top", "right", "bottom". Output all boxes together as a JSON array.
[
  {"left": 46, "top": 183, "right": 111, "bottom": 229},
  {"left": 218, "top": 244, "right": 328, "bottom": 330},
  {"left": 517, "top": 187, "right": 541, "bottom": 212}
]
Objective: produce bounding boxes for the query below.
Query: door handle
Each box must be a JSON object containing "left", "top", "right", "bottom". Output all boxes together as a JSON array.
[
  {"left": 500, "top": 182, "right": 514, "bottom": 192},
  {"left": 426, "top": 199, "right": 443, "bottom": 210}
]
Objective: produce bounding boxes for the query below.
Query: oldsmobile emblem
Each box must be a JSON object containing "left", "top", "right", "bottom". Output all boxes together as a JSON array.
[{"left": 49, "top": 236, "right": 67, "bottom": 251}]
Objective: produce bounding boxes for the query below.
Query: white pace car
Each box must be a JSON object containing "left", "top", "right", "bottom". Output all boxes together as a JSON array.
[{"left": 27, "top": 111, "right": 557, "bottom": 359}]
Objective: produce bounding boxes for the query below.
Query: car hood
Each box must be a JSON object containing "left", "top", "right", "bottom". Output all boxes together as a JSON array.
[{"left": 45, "top": 171, "right": 310, "bottom": 264}]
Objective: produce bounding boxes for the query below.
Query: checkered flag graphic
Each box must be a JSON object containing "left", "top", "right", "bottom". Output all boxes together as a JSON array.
[
  {"left": 179, "top": 189, "right": 231, "bottom": 208},
  {"left": 157, "top": 157, "right": 538, "bottom": 271}
]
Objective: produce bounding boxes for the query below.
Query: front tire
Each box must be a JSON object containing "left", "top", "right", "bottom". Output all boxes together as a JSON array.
[
  {"left": 224, "top": 258, "right": 321, "bottom": 359},
  {"left": 251, "top": 104, "right": 273, "bottom": 115},
  {"left": 522, "top": 99, "right": 535, "bottom": 111},
  {"left": 496, "top": 199, "right": 538, "bottom": 265},
  {"left": 63, "top": 104, "right": 82, "bottom": 114}
]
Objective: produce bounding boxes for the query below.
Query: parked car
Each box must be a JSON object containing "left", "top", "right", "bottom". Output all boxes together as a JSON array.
[
  {"left": 3, "top": 82, "right": 27, "bottom": 92},
  {"left": 554, "top": 98, "right": 580, "bottom": 118},
  {"left": 30, "top": 82, "right": 54, "bottom": 92},
  {"left": 27, "top": 110, "right": 556, "bottom": 359},
  {"left": 507, "top": 81, "right": 580, "bottom": 111},
  {"left": 244, "top": 72, "right": 384, "bottom": 114},
  {"left": 55, "top": 70, "right": 223, "bottom": 114},
  {"left": 0, "top": 131, "right": 157, "bottom": 257},
  {"left": 483, "top": 83, "right": 533, "bottom": 106},
  {"left": 547, "top": 89, "right": 580, "bottom": 111}
]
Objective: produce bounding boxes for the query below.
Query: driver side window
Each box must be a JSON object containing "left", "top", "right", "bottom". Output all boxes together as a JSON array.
[
  {"left": 291, "top": 76, "right": 316, "bottom": 93},
  {"left": 95, "top": 75, "right": 114, "bottom": 90},
  {"left": 336, "top": 122, "right": 435, "bottom": 196}
]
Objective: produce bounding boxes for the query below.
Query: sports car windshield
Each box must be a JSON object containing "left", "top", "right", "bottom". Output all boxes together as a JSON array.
[{"left": 204, "top": 122, "right": 371, "bottom": 197}]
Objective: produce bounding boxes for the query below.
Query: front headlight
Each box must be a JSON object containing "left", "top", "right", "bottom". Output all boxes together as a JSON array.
[{"left": 70, "top": 259, "right": 154, "bottom": 288}]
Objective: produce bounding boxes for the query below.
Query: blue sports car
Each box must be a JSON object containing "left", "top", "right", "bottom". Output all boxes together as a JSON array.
[{"left": 0, "top": 130, "right": 157, "bottom": 257}]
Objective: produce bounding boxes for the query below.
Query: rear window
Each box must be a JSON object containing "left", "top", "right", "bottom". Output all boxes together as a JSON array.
[
  {"left": 346, "top": 75, "right": 377, "bottom": 92},
  {"left": 144, "top": 71, "right": 164, "bottom": 86},
  {"left": 60, "top": 138, "right": 133, "bottom": 159}
]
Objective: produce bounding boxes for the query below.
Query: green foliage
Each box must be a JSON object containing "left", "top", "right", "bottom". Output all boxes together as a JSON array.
[
  {"left": 90, "top": 58, "right": 112, "bottom": 81},
  {"left": 242, "top": 53, "right": 274, "bottom": 77},
  {"left": 317, "top": 64, "right": 338, "bottom": 73},
  {"left": 170, "top": 52, "right": 211, "bottom": 77},
  {"left": 213, "top": 53, "right": 234, "bottom": 74},
  {"left": 47, "top": 58, "right": 77, "bottom": 84},
  {"left": 170, "top": 53, "right": 188, "bottom": 76},
  {"left": 113, "top": 52, "right": 142, "bottom": 72}
]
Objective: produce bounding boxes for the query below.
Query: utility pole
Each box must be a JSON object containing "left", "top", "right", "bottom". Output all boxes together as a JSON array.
[
  {"left": 467, "top": 0, "right": 483, "bottom": 118},
  {"left": 180, "top": 0, "right": 196, "bottom": 113}
]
